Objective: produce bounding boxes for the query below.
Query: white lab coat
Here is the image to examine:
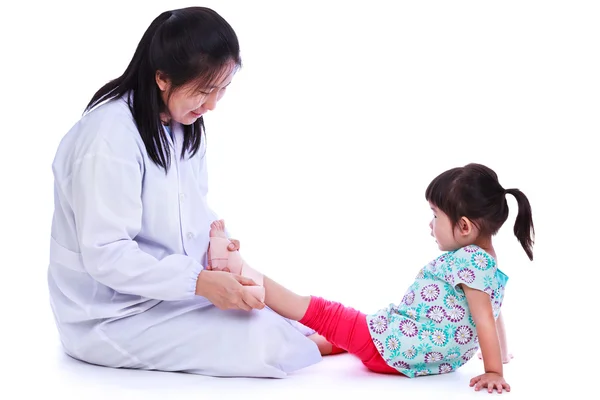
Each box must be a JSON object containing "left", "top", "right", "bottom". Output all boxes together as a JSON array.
[{"left": 47, "top": 94, "right": 321, "bottom": 377}]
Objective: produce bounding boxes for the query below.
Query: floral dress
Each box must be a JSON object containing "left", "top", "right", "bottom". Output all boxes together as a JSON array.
[{"left": 366, "top": 245, "right": 508, "bottom": 377}]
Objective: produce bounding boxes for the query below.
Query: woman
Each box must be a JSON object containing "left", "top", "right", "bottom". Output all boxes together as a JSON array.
[{"left": 47, "top": 6, "right": 325, "bottom": 378}]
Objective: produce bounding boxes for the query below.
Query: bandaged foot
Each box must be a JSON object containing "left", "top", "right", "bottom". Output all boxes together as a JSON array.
[{"left": 209, "top": 220, "right": 265, "bottom": 303}]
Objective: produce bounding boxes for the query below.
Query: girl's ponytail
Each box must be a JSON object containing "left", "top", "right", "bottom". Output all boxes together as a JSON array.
[{"left": 505, "top": 188, "right": 535, "bottom": 260}]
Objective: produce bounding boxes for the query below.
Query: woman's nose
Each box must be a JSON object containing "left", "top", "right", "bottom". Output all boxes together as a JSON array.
[{"left": 203, "top": 91, "right": 219, "bottom": 111}]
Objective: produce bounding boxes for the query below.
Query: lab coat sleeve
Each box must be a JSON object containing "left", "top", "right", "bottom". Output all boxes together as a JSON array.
[{"left": 71, "top": 151, "right": 203, "bottom": 301}]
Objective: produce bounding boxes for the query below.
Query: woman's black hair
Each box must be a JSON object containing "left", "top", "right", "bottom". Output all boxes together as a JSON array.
[{"left": 85, "top": 7, "right": 241, "bottom": 172}]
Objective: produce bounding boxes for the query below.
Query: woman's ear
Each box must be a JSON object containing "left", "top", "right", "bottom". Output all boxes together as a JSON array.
[{"left": 155, "top": 70, "right": 170, "bottom": 92}]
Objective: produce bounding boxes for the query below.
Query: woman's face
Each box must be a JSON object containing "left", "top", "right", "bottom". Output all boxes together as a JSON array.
[{"left": 156, "top": 63, "right": 236, "bottom": 125}]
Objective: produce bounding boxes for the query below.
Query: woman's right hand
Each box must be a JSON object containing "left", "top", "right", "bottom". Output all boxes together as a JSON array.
[{"left": 195, "top": 270, "right": 265, "bottom": 311}]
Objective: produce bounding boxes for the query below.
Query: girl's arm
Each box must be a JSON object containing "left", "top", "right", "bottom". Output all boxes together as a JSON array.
[
  {"left": 495, "top": 312, "right": 512, "bottom": 363},
  {"left": 477, "top": 311, "right": 513, "bottom": 363},
  {"left": 461, "top": 284, "right": 510, "bottom": 393},
  {"left": 463, "top": 285, "right": 503, "bottom": 375}
]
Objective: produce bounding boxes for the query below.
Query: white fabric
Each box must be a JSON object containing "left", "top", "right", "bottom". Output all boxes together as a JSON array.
[{"left": 47, "top": 94, "right": 321, "bottom": 377}]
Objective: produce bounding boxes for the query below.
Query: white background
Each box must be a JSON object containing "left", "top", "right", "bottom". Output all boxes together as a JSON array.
[{"left": 1, "top": 0, "right": 598, "bottom": 398}]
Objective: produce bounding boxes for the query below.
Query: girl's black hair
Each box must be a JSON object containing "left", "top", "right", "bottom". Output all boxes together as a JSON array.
[
  {"left": 85, "top": 7, "right": 241, "bottom": 172},
  {"left": 425, "top": 163, "right": 535, "bottom": 260}
]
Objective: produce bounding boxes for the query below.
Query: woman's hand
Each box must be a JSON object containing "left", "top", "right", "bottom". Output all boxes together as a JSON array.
[
  {"left": 470, "top": 372, "right": 510, "bottom": 394},
  {"left": 227, "top": 239, "right": 240, "bottom": 251},
  {"left": 195, "top": 270, "right": 265, "bottom": 311}
]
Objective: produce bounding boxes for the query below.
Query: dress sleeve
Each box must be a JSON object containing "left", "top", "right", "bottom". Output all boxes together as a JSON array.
[
  {"left": 71, "top": 142, "right": 203, "bottom": 301},
  {"left": 447, "top": 246, "right": 498, "bottom": 298}
]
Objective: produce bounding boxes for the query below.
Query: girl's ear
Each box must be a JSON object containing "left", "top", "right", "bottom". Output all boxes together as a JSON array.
[{"left": 457, "top": 216, "right": 474, "bottom": 237}]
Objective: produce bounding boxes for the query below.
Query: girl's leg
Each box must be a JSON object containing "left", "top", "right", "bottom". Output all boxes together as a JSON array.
[
  {"left": 209, "top": 220, "right": 339, "bottom": 356},
  {"left": 263, "top": 277, "right": 400, "bottom": 374}
]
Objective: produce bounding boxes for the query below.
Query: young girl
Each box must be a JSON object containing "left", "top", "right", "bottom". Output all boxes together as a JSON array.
[{"left": 209, "top": 163, "right": 534, "bottom": 393}]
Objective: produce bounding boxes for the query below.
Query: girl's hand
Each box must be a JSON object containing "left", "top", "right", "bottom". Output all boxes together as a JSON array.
[{"left": 470, "top": 372, "right": 510, "bottom": 394}]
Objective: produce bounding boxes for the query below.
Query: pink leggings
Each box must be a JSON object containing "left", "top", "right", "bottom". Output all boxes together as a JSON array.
[{"left": 299, "top": 296, "right": 402, "bottom": 375}]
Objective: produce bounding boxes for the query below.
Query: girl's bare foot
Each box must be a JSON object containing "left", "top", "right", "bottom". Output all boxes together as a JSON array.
[
  {"left": 209, "top": 219, "right": 265, "bottom": 302},
  {"left": 210, "top": 219, "right": 228, "bottom": 239},
  {"left": 308, "top": 333, "right": 346, "bottom": 356},
  {"left": 308, "top": 333, "right": 333, "bottom": 355},
  {"left": 209, "top": 220, "right": 231, "bottom": 271}
]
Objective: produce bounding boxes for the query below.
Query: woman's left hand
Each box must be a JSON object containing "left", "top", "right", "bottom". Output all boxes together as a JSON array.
[
  {"left": 227, "top": 239, "right": 240, "bottom": 251},
  {"left": 206, "top": 239, "right": 240, "bottom": 270}
]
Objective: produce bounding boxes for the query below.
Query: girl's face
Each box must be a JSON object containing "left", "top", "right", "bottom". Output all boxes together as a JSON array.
[
  {"left": 428, "top": 203, "right": 475, "bottom": 252},
  {"left": 156, "top": 63, "right": 236, "bottom": 126},
  {"left": 429, "top": 203, "right": 459, "bottom": 251}
]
